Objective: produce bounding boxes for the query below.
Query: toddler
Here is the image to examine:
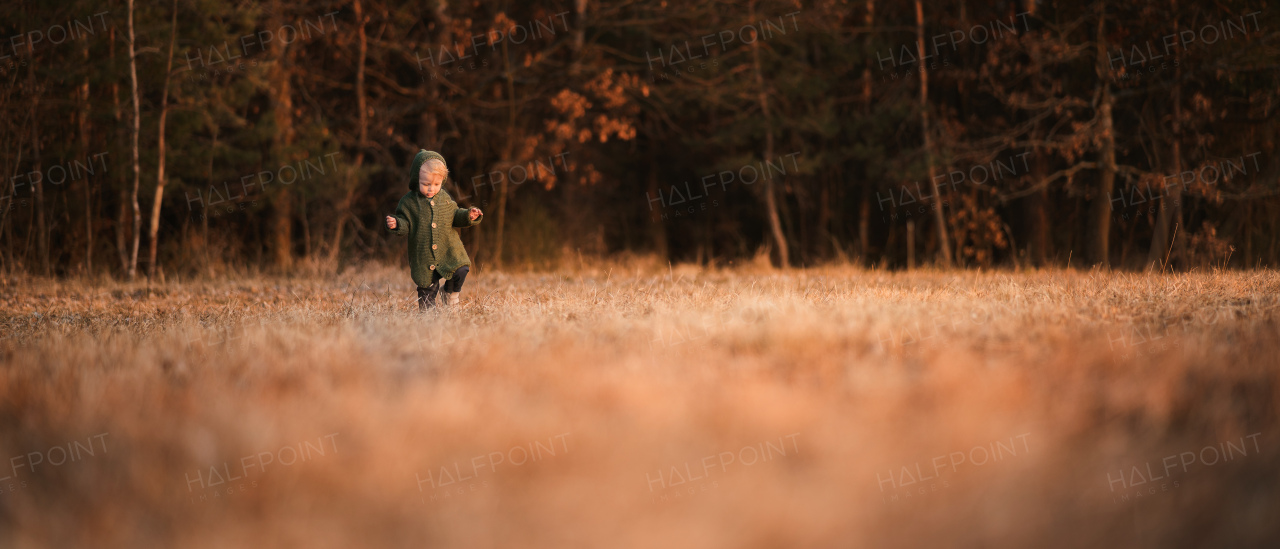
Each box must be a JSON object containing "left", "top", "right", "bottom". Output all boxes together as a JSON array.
[{"left": 386, "top": 150, "right": 482, "bottom": 310}]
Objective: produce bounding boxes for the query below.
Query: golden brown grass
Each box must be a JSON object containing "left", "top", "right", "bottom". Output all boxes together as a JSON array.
[{"left": 1, "top": 263, "right": 1278, "bottom": 548}]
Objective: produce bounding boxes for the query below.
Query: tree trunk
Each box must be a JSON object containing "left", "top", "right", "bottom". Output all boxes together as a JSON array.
[
  {"left": 1022, "top": 8, "right": 1049, "bottom": 267},
  {"left": 1089, "top": 3, "right": 1116, "bottom": 267},
  {"left": 906, "top": 219, "right": 916, "bottom": 270},
  {"left": 860, "top": 0, "right": 880, "bottom": 263},
  {"left": 79, "top": 41, "right": 93, "bottom": 275},
  {"left": 110, "top": 26, "right": 129, "bottom": 275},
  {"left": 818, "top": 177, "right": 831, "bottom": 258},
  {"left": 27, "top": 53, "right": 48, "bottom": 276},
  {"left": 118, "top": 194, "right": 129, "bottom": 275},
  {"left": 0, "top": 105, "right": 28, "bottom": 274},
  {"left": 202, "top": 120, "right": 217, "bottom": 272},
  {"left": 147, "top": 0, "right": 178, "bottom": 281},
  {"left": 915, "top": 0, "right": 952, "bottom": 268},
  {"left": 492, "top": 37, "right": 518, "bottom": 270},
  {"left": 749, "top": 0, "right": 789, "bottom": 268},
  {"left": 269, "top": 0, "right": 295, "bottom": 272},
  {"left": 647, "top": 151, "right": 668, "bottom": 260},
  {"left": 1089, "top": 87, "right": 1116, "bottom": 267},
  {"left": 1148, "top": 0, "right": 1182, "bottom": 269},
  {"left": 859, "top": 0, "right": 874, "bottom": 264},
  {"left": 126, "top": 0, "right": 142, "bottom": 280},
  {"left": 300, "top": 197, "right": 311, "bottom": 257},
  {"left": 570, "top": 0, "right": 586, "bottom": 75},
  {"left": 330, "top": 0, "right": 369, "bottom": 266},
  {"left": 419, "top": 0, "right": 449, "bottom": 150},
  {"left": 1026, "top": 183, "right": 1051, "bottom": 266},
  {"left": 493, "top": 173, "right": 509, "bottom": 268},
  {"left": 22, "top": 20, "right": 48, "bottom": 276},
  {"left": 858, "top": 187, "right": 870, "bottom": 263}
]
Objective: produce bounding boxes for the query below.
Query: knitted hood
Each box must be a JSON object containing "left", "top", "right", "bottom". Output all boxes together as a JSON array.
[{"left": 409, "top": 150, "right": 447, "bottom": 193}]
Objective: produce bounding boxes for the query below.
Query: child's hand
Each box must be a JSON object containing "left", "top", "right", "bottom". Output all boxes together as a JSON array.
[
  {"left": 469, "top": 207, "right": 482, "bottom": 221},
  {"left": 385, "top": 216, "right": 397, "bottom": 229}
]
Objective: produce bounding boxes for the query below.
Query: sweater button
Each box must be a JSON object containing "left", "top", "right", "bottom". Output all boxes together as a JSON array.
[
  {"left": 431, "top": 223, "right": 437, "bottom": 228},
  {"left": 432, "top": 244, "right": 438, "bottom": 250},
  {"left": 430, "top": 200, "right": 435, "bottom": 206},
  {"left": 429, "top": 265, "right": 435, "bottom": 270}
]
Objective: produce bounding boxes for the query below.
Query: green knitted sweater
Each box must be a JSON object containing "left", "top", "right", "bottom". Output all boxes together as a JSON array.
[{"left": 388, "top": 150, "right": 482, "bottom": 287}]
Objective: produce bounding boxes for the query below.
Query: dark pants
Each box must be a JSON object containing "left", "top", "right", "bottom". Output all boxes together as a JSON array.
[{"left": 417, "top": 265, "right": 469, "bottom": 310}]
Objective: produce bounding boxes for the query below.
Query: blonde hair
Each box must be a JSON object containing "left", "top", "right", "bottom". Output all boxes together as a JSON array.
[{"left": 421, "top": 158, "right": 447, "bottom": 179}]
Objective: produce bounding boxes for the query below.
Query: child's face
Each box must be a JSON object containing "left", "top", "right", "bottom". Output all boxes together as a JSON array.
[{"left": 418, "top": 165, "right": 445, "bottom": 197}]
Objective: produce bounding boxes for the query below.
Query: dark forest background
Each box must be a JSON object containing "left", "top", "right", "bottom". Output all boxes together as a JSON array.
[{"left": 1, "top": 0, "right": 1278, "bottom": 279}]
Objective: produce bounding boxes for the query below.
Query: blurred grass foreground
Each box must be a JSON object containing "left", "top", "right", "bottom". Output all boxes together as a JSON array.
[{"left": 0, "top": 263, "right": 1278, "bottom": 548}]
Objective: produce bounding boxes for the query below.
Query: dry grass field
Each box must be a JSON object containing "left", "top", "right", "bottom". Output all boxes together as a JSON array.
[{"left": 1, "top": 262, "right": 1278, "bottom": 548}]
